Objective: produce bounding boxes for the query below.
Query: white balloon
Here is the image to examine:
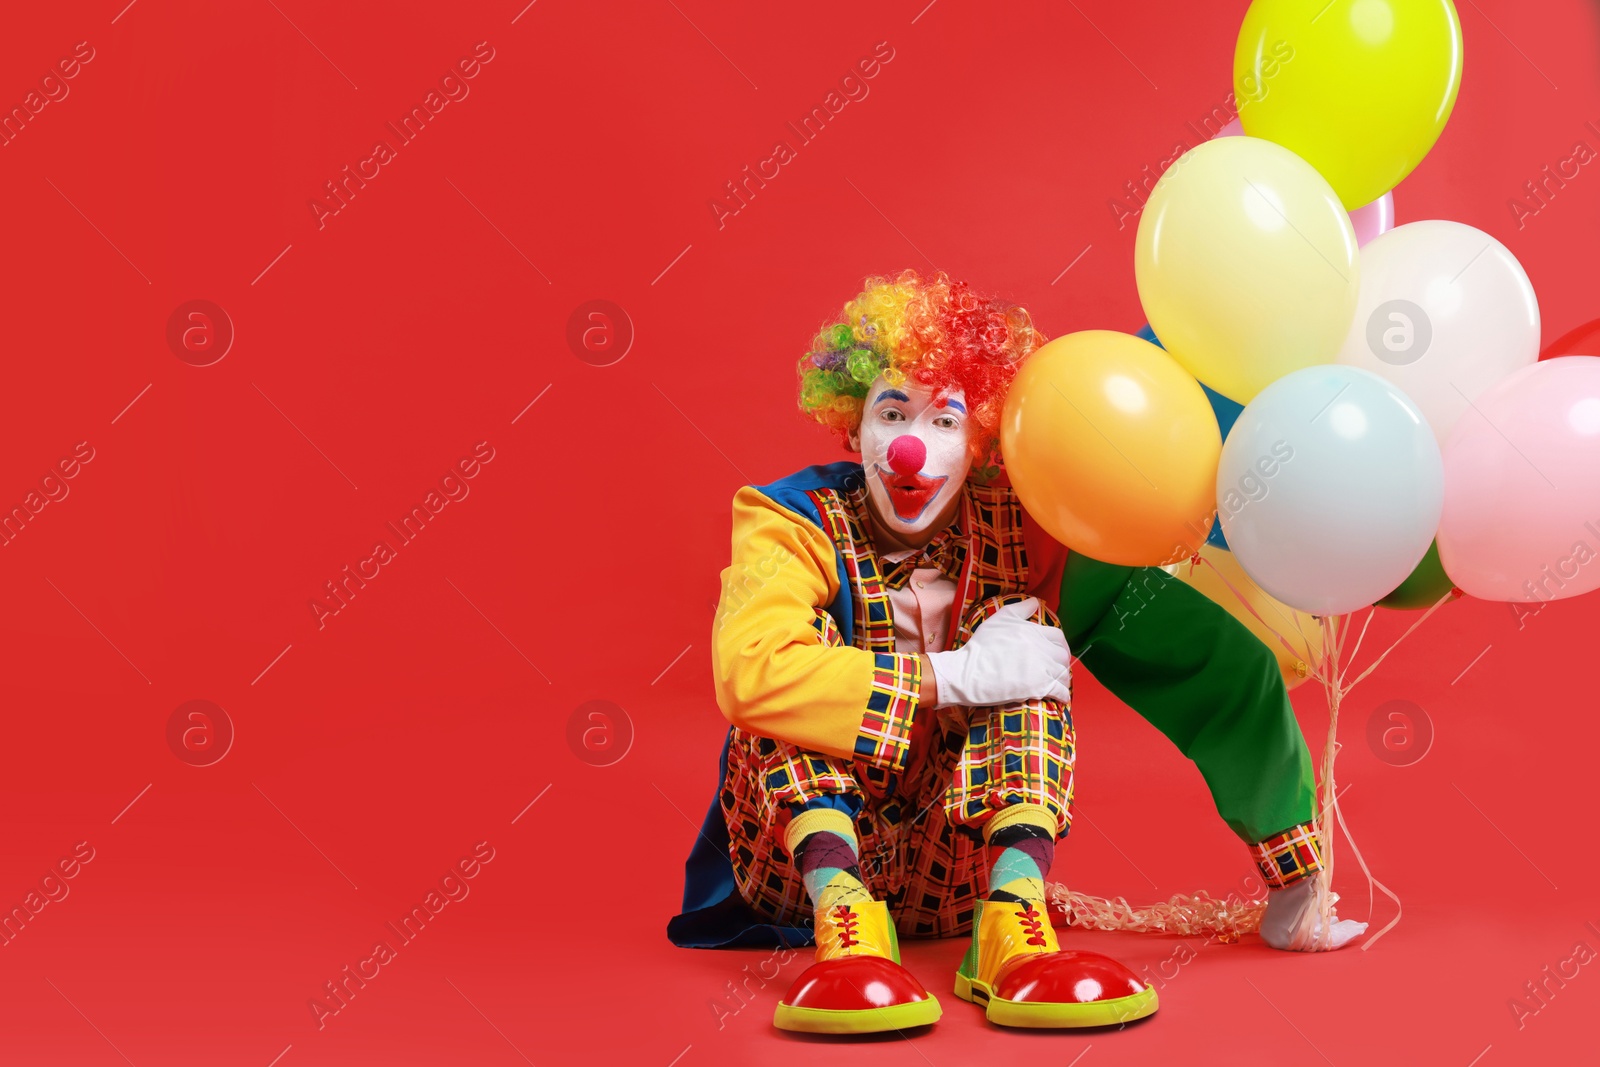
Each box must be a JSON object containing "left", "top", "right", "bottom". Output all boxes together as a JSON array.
[{"left": 1335, "top": 220, "right": 1539, "bottom": 444}]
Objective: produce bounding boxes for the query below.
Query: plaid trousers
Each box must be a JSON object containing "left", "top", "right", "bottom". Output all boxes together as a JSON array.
[{"left": 720, "top": 594, "right": 1075, "bottom": 940}]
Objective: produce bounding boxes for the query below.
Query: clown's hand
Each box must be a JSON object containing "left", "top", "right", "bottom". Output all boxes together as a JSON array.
[
  {"left": 1260, "top": 877, "right": 1368, "bottom": 952},
  {"left": 927, "top": 598, "right": 1072, "bottom": 709}
]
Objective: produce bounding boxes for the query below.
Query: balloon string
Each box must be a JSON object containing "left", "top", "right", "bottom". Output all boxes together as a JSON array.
[
  {"left": 1340, "top": 589, "right": 1456, "bottom": 696},
  {"left": 1296, "top": 617, "right": 1344, "bottom": 948},
  {"left": 1334, "top": 771, "right": 1404, "bottom": 950},
  {"left": 1298, "top": 587, "right": 1451, "bottom": 947},
  {"left": 1344, "top": 606, "right": 1378, "bottom": 667},
  {"left": 1196, "top": 562, "right": 1451, "bottom": 948}
]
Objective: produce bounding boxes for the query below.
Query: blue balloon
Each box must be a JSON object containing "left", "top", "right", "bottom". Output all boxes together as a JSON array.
[
  {"left": 1218, "top": 365, "right": 1444, "bottom": 616},
  {"left": 1200, "top": 382, "right": 1243, "bottom": 441},
  {"left": 1205, "top": 513, "right": 1230, "bottom": 550},
  {"left": 1141, "top": 323, "right": 1237, "bottom": 550}
]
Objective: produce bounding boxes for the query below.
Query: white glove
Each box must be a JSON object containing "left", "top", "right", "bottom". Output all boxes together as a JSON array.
[
  {"left": 927, "top": 598, "right": 1072, "bottom": 708},
  {"left": 1260, "top": 878, "right": 1368, "bottom": 951}
]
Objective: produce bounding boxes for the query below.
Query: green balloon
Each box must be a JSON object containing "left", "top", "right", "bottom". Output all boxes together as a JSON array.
[{"left": 1377, "top": 540, "right": 1455, "bottom": 610}]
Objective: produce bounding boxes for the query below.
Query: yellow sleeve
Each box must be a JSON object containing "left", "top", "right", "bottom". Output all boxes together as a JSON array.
[{"left": 710, "top": 485, "right": 922, "bottom": 774}]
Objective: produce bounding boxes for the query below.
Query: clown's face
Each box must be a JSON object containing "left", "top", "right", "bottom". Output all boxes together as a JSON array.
[{"left": 850, "top": 375, "right": 974, "bottom": 545}]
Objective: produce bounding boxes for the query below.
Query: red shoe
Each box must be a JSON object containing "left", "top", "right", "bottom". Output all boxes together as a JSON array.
[
  {"left": 773, "top": 901, "right": 942, "bottom": 1034},
  {"left": 954, "top": 899, "right": 1158, "bottom": 1028}
]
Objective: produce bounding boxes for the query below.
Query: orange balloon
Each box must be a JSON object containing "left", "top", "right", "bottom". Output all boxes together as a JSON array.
[{"left": 1001, "top": 331, "right": 1221, "bottom": 566}]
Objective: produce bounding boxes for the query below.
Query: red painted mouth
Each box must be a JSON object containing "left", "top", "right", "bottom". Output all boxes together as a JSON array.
[{"left": 875, "top": 466, "right": 948, "bottom": 521}]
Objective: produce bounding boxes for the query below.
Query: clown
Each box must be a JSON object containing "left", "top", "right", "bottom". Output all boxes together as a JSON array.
[{"left": 669, "top": 271, "right": 1364, "bottom": 1033}]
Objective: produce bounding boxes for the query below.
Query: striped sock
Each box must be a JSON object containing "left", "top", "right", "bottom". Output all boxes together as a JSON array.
[
  {"left": 787, "top": 809, "right": 873, "bottom": 913},
  {"left": 985, "top": 808, "right": 1057, "bottom": 904}
]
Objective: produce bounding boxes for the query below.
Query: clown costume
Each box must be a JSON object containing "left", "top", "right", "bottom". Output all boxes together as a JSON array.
[{"left": 668, "top": 271, "right": 1364, "bottom": 1033}]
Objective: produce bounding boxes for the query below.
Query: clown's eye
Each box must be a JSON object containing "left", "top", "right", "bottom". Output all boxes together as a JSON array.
[
  {"left": 933, "top": 415, "right": 959, "bottom": 430},
  {"left": 881, "top": 409, "right": 906, "bottom": 422}
]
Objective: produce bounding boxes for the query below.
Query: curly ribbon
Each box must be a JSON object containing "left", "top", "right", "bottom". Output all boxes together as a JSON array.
[{"left": 1048, "top": 884, "right": 1267, "bottom": 942}]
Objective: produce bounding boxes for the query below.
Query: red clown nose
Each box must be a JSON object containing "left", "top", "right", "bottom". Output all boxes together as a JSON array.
[{"left": 886, "top": 434, "right": 926, "bottom": 476}]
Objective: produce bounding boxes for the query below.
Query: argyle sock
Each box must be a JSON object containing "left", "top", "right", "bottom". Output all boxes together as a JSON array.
[
  {"left": 984, "top": 804, "right": 1057, "bottom": 905},
  {"left": 786, "top": 808, "right": 874, "bottom": 914}
]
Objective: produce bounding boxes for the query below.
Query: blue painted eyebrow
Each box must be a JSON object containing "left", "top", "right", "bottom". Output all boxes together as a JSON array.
[
  {"left": 874, "top": 389, "right": 910, "bottom": 404},
  {"left": 942, "top": 398, "right": 967, "bottom": 414}
]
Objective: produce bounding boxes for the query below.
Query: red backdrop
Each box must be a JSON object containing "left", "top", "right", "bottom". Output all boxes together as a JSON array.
[{"left": 0, "top": 1, "right": 1595, "bottom": 1064}]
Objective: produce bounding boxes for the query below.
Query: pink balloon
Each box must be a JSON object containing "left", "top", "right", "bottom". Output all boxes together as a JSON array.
[
  {"left": 1349, "top": 192, "right": 1396, "bottom": 248},
  {"left": 1215, "top": 118, "right": 1244, "bottom": 138},
  {"left": 1438, "top": 356, "right": 1600, "bottom": 603}
]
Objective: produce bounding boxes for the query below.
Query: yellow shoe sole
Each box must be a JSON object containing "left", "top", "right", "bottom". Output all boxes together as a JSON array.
[
  {"left": 954, "top": 971, "right": 1158, "bottom": 1029},
  {"left": 773, "top": 995, "right": 943, "bottom": 1034}
]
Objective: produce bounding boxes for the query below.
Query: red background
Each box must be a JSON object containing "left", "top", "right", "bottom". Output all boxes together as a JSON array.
[{"left": 0, "top": 1, "right": 1596, "bottom": 1064}]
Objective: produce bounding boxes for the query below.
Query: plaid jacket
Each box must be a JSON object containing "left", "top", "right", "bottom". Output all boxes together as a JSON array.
[
  {"left": 671, "top": 462, "right": 1067, "bottom": 948},
  {"left": 710, "top": 461, "right": 1067, "bottom": 783}
]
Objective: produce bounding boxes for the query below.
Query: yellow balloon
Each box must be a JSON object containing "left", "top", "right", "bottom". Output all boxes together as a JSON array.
[
  {"left": 1165, "top": 546, "right": 1327, "bottom": 690},
  {"left": 1001, "top": 331, "right": 1220, "bottom": 567},
  {"left": 1134, "top": 136, "right": 1358, "bottom": 403},
  {"left": 1236, "top": 0, "right": 1463, "bottom": 210}
]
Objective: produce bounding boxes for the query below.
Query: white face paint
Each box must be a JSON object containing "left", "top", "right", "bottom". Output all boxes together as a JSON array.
[{"left": 851, "top": 375, "right": 974, "bottom": 540}]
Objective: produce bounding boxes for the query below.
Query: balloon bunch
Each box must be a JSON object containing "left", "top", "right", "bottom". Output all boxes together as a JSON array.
[{"left": 1011, "top": 0, "right": 1600, "bottom": 947}]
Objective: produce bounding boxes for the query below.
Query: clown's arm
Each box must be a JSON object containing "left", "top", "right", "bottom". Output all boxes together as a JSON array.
[
  {"left": 712, "top": 484, "right": 927, "bottom": 779},
  {"left": 714, "top": 484, "right": 1071, "bottom": 778},
  {"left": 1054, "top": 551, "right": 1366, "bottom": 951}
]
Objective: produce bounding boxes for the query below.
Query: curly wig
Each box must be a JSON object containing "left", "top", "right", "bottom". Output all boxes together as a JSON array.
[{"left": 797, "top": 270, "right": 1045, "bottom": 461}]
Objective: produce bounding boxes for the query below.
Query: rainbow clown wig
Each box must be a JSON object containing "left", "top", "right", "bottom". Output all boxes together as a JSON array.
[{"left": 798, "top": 270, "right": 1045, "bottom": 462}]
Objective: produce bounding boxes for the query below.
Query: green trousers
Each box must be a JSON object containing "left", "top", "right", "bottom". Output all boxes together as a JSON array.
[{"left": 1057, "top": 553, "right": 1316, "bottom": 846}]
